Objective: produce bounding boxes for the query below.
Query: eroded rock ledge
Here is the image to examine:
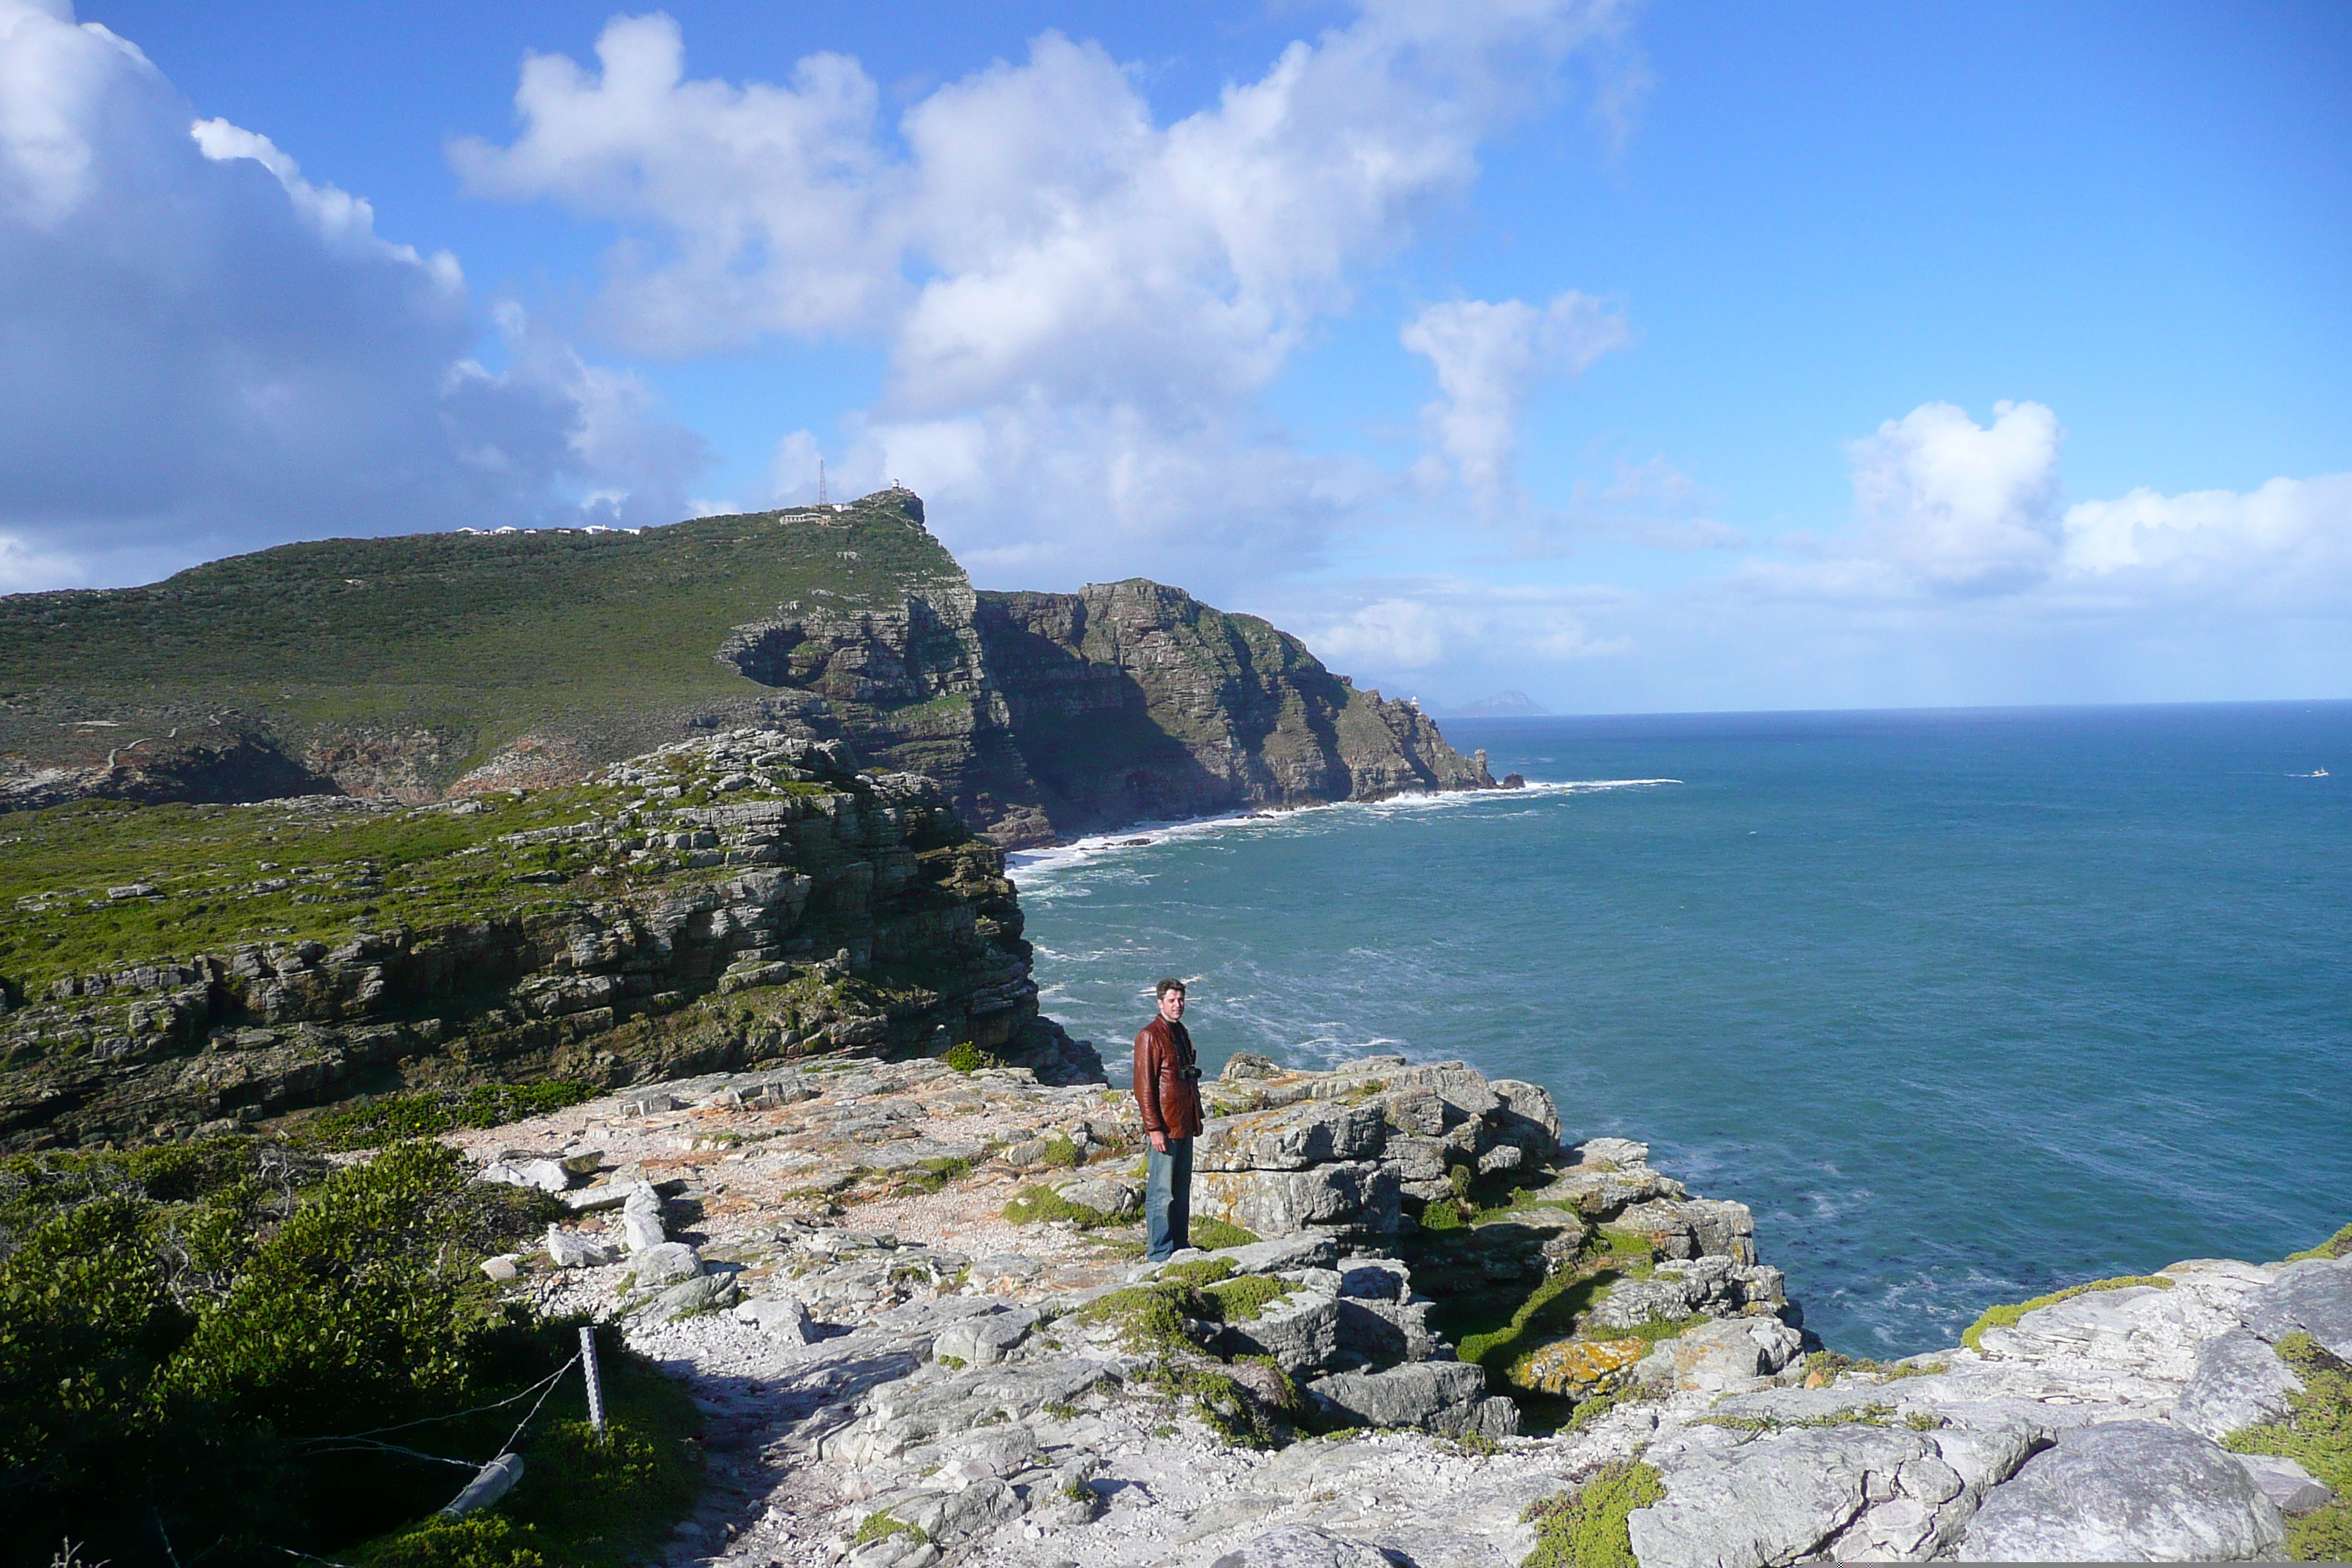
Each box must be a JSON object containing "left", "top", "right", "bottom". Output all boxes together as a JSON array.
[{"left": 458, "top": 1052, "right": 2347, "bottom": 1567}]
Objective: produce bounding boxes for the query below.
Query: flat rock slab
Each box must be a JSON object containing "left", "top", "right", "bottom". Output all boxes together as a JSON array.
[
  {"left": 2174, "top": 1327, "right": 2304, "bottom": 1440},
  {"left": 1207, "top": 1525, "right": 1398, "bottom": 1568},
  {"left": 1629, "top": 1425, "right": 1943, "bottom": 1568},
  {"left": 1961, "top": 1419, "right": 2285, "bottom": 1561}
]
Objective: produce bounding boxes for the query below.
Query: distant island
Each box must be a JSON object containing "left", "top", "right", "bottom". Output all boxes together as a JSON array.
[{"left": 1431, "top": 690, "right": 1550, "bottom": 719}]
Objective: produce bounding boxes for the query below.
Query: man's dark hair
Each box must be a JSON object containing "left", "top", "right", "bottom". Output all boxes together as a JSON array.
[{"left": 1155, "top": 977, "right": 1186, "bottom": 999}]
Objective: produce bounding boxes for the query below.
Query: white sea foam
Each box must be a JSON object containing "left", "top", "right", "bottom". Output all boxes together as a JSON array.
[{"left": 1006, "top": 778, "right": 1679, "bottom": 885}]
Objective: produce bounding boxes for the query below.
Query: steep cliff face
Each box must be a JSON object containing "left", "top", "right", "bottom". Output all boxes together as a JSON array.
[
  {"left": 1, "top": 489, "right": 1490, "bottom": 843},
  {"left": 705, "top": 534, "right": 1493, "bottom": 844},
  {"left": 0, "top": 730, "right": 1098, "bottom": 1150}
]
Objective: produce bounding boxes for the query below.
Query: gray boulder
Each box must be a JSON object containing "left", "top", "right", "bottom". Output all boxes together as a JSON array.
[
  {"left": 733, "top": 1294, "right": 817, "bottom": 1344},
  {"left": 1305, "top": 1361, "right": 1517, "bottom": 1436},
  {"left": 1207, "top": 1525, "right": 1395, "bottom": 1568},
  {"left": 636, "top": 1271, "right": 737, "bottom": 1322},
  {"left": 1609, "top": 1196, "right": 1757, "bottom": 1264},
  {"left": 2174, "top": 1327, "right": 2304, "bottom": 1440},
  {"left": 1194, "top": 1235, "right": 1343, "bottom": 1275},
  {"left": 1962, "top": 1420, "right": 2285, "bottom": 1561},
  {"left": 478, "top": 1157, "right": 573, "bottom": 1194},
  {"left": 864, "top": 1477, "right": 1021, "bottom": 1547},
  {"left": 934, "top": 1305, "right": 1038, "bottom": 1367},
  {"left": 1221, "top": 1290, "right": 1339, "bottom": 1375},
  {"left": 630, "top": 1240, "right": 704, "bottom": 1286},
  {"left": 1197, "top": 1101, "right": 1389, "bottom": 1172},
  {"left": 1053, "top": 1175, "right": 1142, "bottom": 1220},
  {"left": 2231, "top": 1453, "right": 2336, "bottom": 1515},
  {"left": 1334, "top": 1298, "right": 1441, "bottom": 1365},
  {"left": 619, "top": 1209, "right": 666, "bottom": 1252},
  {"left": 2239, "top": 1255, "right": 2352, "bottom": 1357},
  {"left": 544, "top": 1225, "right": 622, "bottom": 1268},
  {"left": 1196, "top": 1161, "right": 1401, "bottom": 1239},
  {"left": 1632, "top": 1316, "right": 1803, "bottom": 1393}
]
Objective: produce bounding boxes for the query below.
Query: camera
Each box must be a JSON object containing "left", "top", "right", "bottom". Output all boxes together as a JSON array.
[{"left": 1177, "top": 1063, "right": 1203, "bottom": 1082}]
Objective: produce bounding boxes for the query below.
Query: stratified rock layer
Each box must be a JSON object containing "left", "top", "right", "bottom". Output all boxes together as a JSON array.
[{"left": 0, "top": 728, "right": 1098, "bottom": 1149}]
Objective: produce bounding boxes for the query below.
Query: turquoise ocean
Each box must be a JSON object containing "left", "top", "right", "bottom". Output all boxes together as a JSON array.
[{"left": 1009, "top": 701, "right": 2352, "bottom": 1357}]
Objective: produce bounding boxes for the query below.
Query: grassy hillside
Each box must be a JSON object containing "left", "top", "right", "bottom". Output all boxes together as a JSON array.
[{"left": 0, "top": 490, "right": 955, "bottom": 787}]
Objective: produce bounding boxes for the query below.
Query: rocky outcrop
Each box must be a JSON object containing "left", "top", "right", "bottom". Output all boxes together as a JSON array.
[
  {"left": 2, "top": 489, "right": 1493, "bottom": 843},
  {"left": 0, "top": 728, "right": 1099, "bottom": 1150},
  {"left": 426, "top": 1056, "right": 2351, "bottom": 1567}
]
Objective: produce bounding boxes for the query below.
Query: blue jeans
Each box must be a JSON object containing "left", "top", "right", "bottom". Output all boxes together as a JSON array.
[{"left": 1145, "top": 1137, "right": 1194, "bottom": 1261}]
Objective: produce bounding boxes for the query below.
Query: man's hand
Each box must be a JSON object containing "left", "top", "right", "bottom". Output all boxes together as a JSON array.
[{"left": 1149, "top": 1131, "right": 1169, "bottom": 1155}]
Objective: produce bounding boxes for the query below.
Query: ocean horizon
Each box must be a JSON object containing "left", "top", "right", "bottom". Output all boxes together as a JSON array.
[{"left": 1011, "top": 697, "right": 2352, "bottom": 1357}]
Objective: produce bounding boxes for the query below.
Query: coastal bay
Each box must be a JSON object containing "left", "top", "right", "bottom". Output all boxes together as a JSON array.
[{"left": 1015, "top": 701, "right": 2352, "bottom": 1357}]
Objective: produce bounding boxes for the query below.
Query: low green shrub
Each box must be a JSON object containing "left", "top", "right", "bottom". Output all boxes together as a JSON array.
[
  {"left": 2287, "top": 1222, "right": 2352, "bottom": 1262},
  {"left": 1000, "top": 1184, "right": 1120, "bottom": 1228},
  {"left": 2223, "top": 1331, "right": 2352, "bottom": 1562},
  {"left": 1522, "top": 1460, "right": 1664, "bottom": 1568},
  {"left": 1187, "top": 1217, "right": 1259, "bottom": 1249},
  {"left": 1205, "top": 1274, "right": 1298, "bottom": 1322},
  {"left": 941, "top": 1041, "right": 1000, "bottom": 1074},
  {"left": 0, "top": 1138, "right": 699, "bottom": 1568},
  {"left": 293, "top": 1083, "right": 599, "bottom": 1151},
  {"left": 353, "top": 1515, "right": 552, "bottom": 1568},
  {"left": 1041, "top": 1136, "right": 1085, "bottom": 1169}
]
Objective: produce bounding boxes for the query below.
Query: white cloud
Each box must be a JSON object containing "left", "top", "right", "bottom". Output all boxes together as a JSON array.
[
  {"left": 1299, "top": 578, "right": 1629, "bottom": 682},
  {"left": 1847, "top": 399, "right": 2065, "bottom": 594},
  {"left": 1310, "top": 598, "right": 1451, "bottom": 669},
  {"left": 453, "top": 2, "right": 1640, "bottom": 589},
  {"left": 1402, "top": 291, "right": 1632, "bottom": 510},
  {"left": 2059, "top": 473, "right": 2352, "bottom": 603},
  {"left": 0, "top": 0, "right": 705, "bottom": 589}
]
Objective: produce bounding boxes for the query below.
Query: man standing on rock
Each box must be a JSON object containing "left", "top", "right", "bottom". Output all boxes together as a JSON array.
[{"left": 1134, "top": 977, "right": 1204, "bottom": 1261}]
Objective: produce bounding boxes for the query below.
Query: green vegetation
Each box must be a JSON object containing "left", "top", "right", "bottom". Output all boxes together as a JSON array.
[
  {"left": 1803, "top": 1349, "right": 1948, "bottom": 1382},
  {"left": 2287, "top": 1222, "right": 2352, "bottom": 1262},
  {"left": 1456, "top": 1232, "right": 1656, "bottom": 1372},
  {"left": 1000, "top": 1183, "right": 1124, "bottom": 1229},
  {"left": 1143, "top": 1357, "right": 1301, "bottom": 1449},
  {"left": 1041, "top": 1135, "right": 1085, "bottom": 1169},
  {"left": 2223, "top": 1331, "right": 2352, "bottom": 1562},
  {"left": 853, "top": 1512, "right": 928, "bottom": 1548},
  {"left": 292, "top": 1084, "right": 599, "bottom": 1151},
  {"left": 1187, "top": 1217, "right": 1259, "bottom": 1250},
  {"left": 892, "top": 1156, "right": 975, "bottom": 1196},
  {"left": 1521, "top": 1460, "right": 1664, "bottom": 1568},
  {"left": 1697, "top": 1403, "right": 1900, "bottom": 1433},
  {"left": 1202, "top": 1274, "right": 1299, "bottom": 1322},
  {"left": 941, "top": 1041, "right": 1002, "bottom": 1074},
  {"left": 1156, "top": 1258, "right": 1239, "bottom": 1287},
  {"left": 0, "top": 1139, "right": 701, "bottom": 1568},
  {"left": 1074, "top": 1273, "right": 1297, "bottom": 1355},
  {"left": 0, "top": 769, "right": 797, "bottom": 998},
  {"left": 0, "top": 492, "right": 961, "bottom": 788},
  {"left": 1960, "top": 1275, "right": 2174, "bottom": 1351}
]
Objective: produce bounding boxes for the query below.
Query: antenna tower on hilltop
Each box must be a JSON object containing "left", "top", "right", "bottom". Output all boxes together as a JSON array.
[{"left": 818, "top": 459, "right": 827, "bottom": 508}]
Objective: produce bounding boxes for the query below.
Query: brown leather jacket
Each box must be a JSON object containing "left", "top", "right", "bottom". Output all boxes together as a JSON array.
[{"left": 1132, "top": 1016, "right": 1204, "bottom": 1140}]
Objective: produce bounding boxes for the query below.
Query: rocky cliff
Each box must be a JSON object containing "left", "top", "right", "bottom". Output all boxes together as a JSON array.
[
  {"left": 0, "top": 728, "right": 1099, "bottom": 1151},
  {"left": 0, "top": 489, "right": 1490, "bottom": 845},
  {"left": 447, "top": 1053, "right": 2351, "bottom": 1566}
]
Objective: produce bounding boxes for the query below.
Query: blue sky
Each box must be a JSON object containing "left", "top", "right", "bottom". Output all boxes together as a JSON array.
[{"left": 6, "top": 0, "right": 2348, "bottom": 712}]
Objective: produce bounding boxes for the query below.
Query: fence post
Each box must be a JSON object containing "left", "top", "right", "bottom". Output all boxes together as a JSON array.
[{"left": 580, "top": 1324, "right": 607, "bottom": 1441}]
